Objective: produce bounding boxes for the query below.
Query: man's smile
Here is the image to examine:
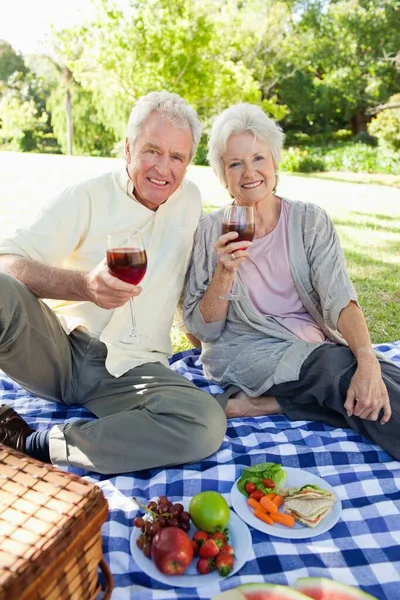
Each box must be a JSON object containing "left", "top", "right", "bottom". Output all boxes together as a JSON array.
[{"left": 148, "top": 177, "right": 168, "bottom": 186}]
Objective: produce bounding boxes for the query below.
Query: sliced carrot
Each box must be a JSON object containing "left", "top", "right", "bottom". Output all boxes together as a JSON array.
[
  {"left": 272, "top": 494, "right": 283, "bottom": 509},
  {"left": 265, "top": 492, "right": 276, "bottom": 500},
  {"left": 259, "top": 495, "right": 278, "bottom": 514},
  {"left": 254, "top": 508, "right": 274, "bottom": 525},
  {"left": 269, "top": 512, "right": 295, "bottom": 528},
  {"left": 247, "top": 497, "right": 267, "bottom": 512}
]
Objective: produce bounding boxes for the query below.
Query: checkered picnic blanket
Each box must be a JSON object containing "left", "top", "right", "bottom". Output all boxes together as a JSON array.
[{"left": 1, "top": 342, "right": 400, "bottom": 600}]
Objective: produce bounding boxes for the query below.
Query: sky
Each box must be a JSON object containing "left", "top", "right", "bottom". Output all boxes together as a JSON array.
[{"left": 0, "top": 0, "right": 97, "bottom": 55}]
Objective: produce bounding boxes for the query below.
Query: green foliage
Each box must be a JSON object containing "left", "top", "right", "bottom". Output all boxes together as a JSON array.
[
  {"left": 48, "top": 83, "right": 116, "bottom": 156},
  {"left": 60, "top": 0, "right": 263, "bottom": 141},
  {"left": 368, "top": 94, "right": 400, "bottom": 151},
  {"left": 0, "top": 40, "right": 26, "bottom": 85},
  {"left": 281, "top": 147, "right": 325, "bottom": 172},
  {"left": 322, "top": 144, "right": 400, "bottom": 174},
  {"left": 0, "top": 95, "right": 39, "bottom": 149},
  {"left": 0, "top": 44, "right": 61, "bottom": 153},
  {"left": 279, "top": 0, "right": 400, "bottom": 134},
  {"left": 281, "top": 143, "right": 400, "bottom": 175},
  {"left": 193, "top": 134, "right": 209, "bottom": 166},
  {"left": 285, "top": 129, "right": 353, "bottom": 147}
]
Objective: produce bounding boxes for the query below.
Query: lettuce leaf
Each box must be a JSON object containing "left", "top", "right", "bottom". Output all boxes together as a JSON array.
[{"left": 237, "top": 462, "right": 286, "bottom": 496}]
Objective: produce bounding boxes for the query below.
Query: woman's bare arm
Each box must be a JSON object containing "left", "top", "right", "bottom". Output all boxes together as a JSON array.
[{"left": 338, "top": 301, "right": 391, "bottom": 424}]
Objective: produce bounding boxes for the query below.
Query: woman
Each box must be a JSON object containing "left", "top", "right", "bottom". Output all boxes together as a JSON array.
[{"left": 183, "top": 103, "right": 400, "bottom": 461}]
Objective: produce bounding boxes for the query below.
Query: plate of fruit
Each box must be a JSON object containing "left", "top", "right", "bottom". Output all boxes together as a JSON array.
[
  {"left": 231, "top": 462, "right": 342, "bottom": 539},
  {"left": 130, "top": 491, "right": 252, "bottom": 587}
]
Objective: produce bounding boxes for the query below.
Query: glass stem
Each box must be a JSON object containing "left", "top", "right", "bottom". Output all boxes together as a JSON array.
[
  {"left": 129, "top": 297, "right": 137, "bottom": 335},
  {"left": 231, "top": 272, "right": 238, "bottom": 295}
]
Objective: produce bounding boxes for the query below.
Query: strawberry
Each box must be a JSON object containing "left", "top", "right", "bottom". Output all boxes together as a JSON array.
[
  {"left": 199, "top": 538, "right": 220, "bottom": 558},
  {"left": 210, "top": 528, "right": 229, "bottom": 548},
  {"left": 196, "top": 557, "right": 215, "bottom": 575},
  {"left": 215, "top": 551, "right": 235, "bottom": 576},
  {"left": 221, "top": 542, "right": 235, "bottom": 556},
  {"left": 210, "top": 531, "right": 226, "bottom": 548},
  {"left": 192, "top": 540, "right": 199, "bottom": 556},
  {"left": 192, "top": 530, "right": 208, "bottom": 548}
]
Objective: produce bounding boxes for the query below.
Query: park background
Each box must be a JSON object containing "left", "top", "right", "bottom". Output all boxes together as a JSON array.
[{"left": 0, "top": 0, "right": 399, "bottom": 346}]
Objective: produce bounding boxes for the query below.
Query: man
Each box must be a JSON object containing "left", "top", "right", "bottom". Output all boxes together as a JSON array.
[{"left": 0, "top": 91, "right": 226, "bottom": 474}]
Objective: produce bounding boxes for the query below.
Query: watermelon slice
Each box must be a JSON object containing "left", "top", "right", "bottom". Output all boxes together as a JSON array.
[
  {"left": 296, "top": 577, "right": 378, "bottom": 600},
  {"left": 237, "top": 583, "right": 312, "bottom": 599}
]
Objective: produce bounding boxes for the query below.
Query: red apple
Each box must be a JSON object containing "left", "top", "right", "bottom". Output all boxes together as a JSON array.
[{"left": 151, "top": 527, "right": 194, "bottom": 575}]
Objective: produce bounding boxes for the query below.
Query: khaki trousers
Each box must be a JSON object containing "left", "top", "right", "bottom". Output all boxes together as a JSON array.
[{"left": 0, "top": 273, "right": 227, "bottom": 474}]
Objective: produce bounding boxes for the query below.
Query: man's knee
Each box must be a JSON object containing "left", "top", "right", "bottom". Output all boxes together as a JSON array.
[
  {"left": 0, "top": 271, "right": 18, "bottom": 297},
  {"left": 0, "top": 271, "right": 30, "bottom": 308},
  {"left": 191, "top": 396, "right": 227, "bottom": 460}
]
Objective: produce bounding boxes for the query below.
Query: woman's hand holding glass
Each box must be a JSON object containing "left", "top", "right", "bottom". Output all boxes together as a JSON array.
[
  {"left": 215, "top": 231, "right": 252, "bottom": 271},
  {"left": 217, "top": 205, "right": 254, "bottom": 300}
]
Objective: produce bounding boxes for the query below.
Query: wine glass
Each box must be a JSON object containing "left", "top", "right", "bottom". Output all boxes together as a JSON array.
[
  {"left": 220, "top": 205, "right": 255, "bottom": 301},
  {"left": 107, "top": 230, "right": 147, "bottom": 344}
]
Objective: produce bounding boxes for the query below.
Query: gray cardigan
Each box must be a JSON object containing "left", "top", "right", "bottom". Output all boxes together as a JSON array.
[{"left": 183, "top": 199, "right": 358, "bottom": 396}]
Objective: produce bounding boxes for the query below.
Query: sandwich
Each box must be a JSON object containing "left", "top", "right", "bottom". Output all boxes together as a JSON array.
[{"left": 283, "top": 484, "right": 336, "bottom": 528}]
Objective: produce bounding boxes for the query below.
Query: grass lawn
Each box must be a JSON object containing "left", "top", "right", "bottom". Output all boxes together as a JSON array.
[{"left": 173, "top": 194, "right": 400, "bottom": 352}]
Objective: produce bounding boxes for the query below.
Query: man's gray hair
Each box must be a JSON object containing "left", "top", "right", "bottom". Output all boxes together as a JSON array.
[
  {"left": 207, "top": 103, "right": 285, "bottom": 184},
  {"left": 127, "top": 91, "right": 202, "bottom": 161}
]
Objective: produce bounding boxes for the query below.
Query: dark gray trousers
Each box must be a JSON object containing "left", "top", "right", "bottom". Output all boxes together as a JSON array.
[
  {"left": 268, "top": 344, "right": 400, "bottom": 461},
  {"left": 0, "top": 272, "right": 227, "bottom": 474}
]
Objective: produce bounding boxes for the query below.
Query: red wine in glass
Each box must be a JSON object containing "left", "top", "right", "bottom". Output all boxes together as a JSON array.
[
  {"left": 221, "top": 222, "right": 255, "bottom": 250},
  {"left": 107, "top": 248, "right": 147, "bottom": 286},
  {"left": 107, "top": 231, "right": 147, "bottom": 344}
]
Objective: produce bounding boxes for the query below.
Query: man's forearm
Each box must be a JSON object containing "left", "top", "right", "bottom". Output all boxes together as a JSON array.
[
  {"left": 0, "top": 255, "right": 87, "bottom": 301},
  {"left": 337, "top": 301, "right": 375, "bottom": 362}
]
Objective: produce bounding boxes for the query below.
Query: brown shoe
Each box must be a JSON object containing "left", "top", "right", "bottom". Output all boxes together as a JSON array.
[{"left": 0, "top": 404, "right": 35, "bottom": 453}]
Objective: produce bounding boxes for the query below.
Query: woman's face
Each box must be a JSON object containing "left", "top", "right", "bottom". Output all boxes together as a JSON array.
[{"left": 222, "top": 133, "right": 276, "bottom": 206}]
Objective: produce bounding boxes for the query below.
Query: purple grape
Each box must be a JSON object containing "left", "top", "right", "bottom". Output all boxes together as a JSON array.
[
  {"left": 170, "top": 503, "right": 184, "bottom": 517},
  {"left": 166, "top": 518, "right": 179, "bottom": 527},
  {"left": 134, "top": 516, "right": 144, "bottom": 528},
  {"left": 180, "top": 511, "right": 191, "bottom": 524}
]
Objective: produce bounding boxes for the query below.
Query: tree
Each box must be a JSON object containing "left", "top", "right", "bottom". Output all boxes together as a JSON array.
[
  {"left": 0, "top": 40, "right": 26, "bottom": 88},
  {"left": 47, "top": 80, "right": 116, "bottom": 156},
  {"left": 278, "top": 0, "right": 400, "bottom": 134},
  {"left": 56, "top": 0, "right": 263, "bottom": 141},
  {"left": 368, "top": 93, "right": 400, "bottom": 150},
  {"left": 0, "top": 43, "right": 60, "bottom": 153}
]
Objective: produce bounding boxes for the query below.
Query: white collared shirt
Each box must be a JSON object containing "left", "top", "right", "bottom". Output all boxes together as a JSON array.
[{"left": 0, "top": 168, "right": 203, "bottom": 376}]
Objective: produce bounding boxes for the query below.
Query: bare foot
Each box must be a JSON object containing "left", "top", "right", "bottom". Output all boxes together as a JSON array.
[{"left": 225, "top": 390, "right": 283, "bottom": 419}]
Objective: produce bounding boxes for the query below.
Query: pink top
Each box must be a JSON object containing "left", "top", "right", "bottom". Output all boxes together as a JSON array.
[{"left": 240, "top": 199, "right": 326, "bottom": 343}]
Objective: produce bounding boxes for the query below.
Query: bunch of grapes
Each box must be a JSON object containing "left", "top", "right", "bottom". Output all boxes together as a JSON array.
[{"left": 134, "top": 495, "right": 192, "bottom": 558}]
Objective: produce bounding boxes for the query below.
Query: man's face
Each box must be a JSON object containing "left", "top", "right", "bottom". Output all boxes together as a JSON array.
[{"left": 125, "top": 112, "right": 193, "bottom": 211}]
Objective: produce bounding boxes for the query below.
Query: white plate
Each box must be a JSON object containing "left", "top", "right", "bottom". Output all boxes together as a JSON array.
[
  {"left": 231, "top": 466, "right": 342, "bottom": 539},
  {"left": 130, "top": 504, "right": 252, "bottom": 587}
]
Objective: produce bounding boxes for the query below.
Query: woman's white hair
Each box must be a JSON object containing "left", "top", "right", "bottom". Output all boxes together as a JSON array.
[
  {"left": 207, "top": 103, "right": 285, "bottom": 184},
  {"left": 126, "top": 91, "right": 202, "bottom": 161}
]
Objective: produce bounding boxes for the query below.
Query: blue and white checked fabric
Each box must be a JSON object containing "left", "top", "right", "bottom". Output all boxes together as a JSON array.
[{"left": 1, "top": 342, "right": 400, "bottom": 600}]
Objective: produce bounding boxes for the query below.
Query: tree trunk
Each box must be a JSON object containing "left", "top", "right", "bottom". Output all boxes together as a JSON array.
[
  {"left": 350, "top": 112, "right": 370, "bottom": 135},
  {"left": 62, "top": 66, "right": 73, "bottom": 155}
]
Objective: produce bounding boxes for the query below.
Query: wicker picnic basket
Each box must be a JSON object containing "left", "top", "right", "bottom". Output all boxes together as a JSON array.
[{"left": 0, "top": 444, "right": 113, "bottom": 600}]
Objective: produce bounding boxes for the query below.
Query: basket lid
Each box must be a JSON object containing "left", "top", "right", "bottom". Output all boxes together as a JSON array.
[{"left": 0, "top": 444, "right": 108, "bottom": 596}]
